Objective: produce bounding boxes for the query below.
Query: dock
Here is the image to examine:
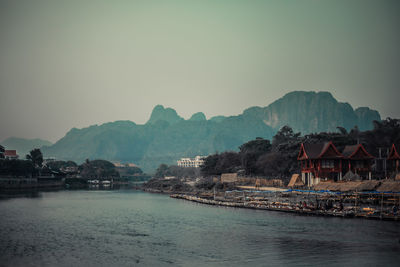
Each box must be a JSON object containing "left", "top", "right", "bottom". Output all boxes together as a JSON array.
[{"left": 170, "top": 193, "right": 400, "bottom": 221}]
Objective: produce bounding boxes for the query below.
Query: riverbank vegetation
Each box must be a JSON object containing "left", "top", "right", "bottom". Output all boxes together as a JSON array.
[
  {"left": 154, "top": 164, "right": 201, "bottom": 178},
  {"left": 0, "top": 149, "right": 132, "bottom": 180}
]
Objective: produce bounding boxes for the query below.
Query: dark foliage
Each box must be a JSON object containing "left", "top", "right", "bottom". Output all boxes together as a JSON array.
[
  {"left": 143, "top": 177, "right": 193, "bottom": 192},
  {"left": 201, "top": 152, "right": 241, "bottom": 176},
  {"left": 46, "top": 160, "right": 77, "bottom": 171},
  {"left": 124, "top": 166, "right": 143, "bottom": 175},
  {"left": 26, "top": 148, "right": 43, "bottom": 167},
  {"left": 154, "top": 164, "right": 200, "bottom": 178},
  {"left": 78, "top": 159, "right": 120, "bottom": 179},
  {"left": 0, "top": 159, "right": 36, "bottom": 177},
  {"left": 240, "top": 138, "right": 272, "bottom": 175}
]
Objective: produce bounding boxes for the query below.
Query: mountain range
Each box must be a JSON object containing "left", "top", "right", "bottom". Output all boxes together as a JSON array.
[{"left": 36, "top": 91, "right": 380, "bottom": 172}]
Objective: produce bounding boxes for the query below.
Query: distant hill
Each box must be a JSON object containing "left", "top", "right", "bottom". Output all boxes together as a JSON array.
[
  {"left": 1, "top": 137, "right": 52, "bottom": 158},
  {"left": 146, "top": 105, "right": 184, "bottom": 125},
  {"left": 41, "top": 91, "right": 381, "bottom": 172},
  {"left": 243, "top": 91, "right": 380, "bottom": 133},
  {"left": 189, "top": 112, "right": 207, "bottom": 121}
]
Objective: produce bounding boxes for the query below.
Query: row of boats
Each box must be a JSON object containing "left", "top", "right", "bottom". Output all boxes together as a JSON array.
[
  {"left": 170, "top": 194, "right": 400, "bottom": 221},
  {"left": 88, "top": 180, "right": 112, "bottom": 186}
]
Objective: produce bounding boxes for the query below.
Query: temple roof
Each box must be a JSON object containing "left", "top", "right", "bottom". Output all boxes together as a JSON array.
[
  {"left": 388, "top": 144, "right": 400, "bottom": 160},
  {"left": 298, "top": 142, "right": 342, "bottom": 160},
  {"left": 4, "top": 150, "right": 17, "bottom": 156},
  {"left": 342, "top": 144, "right": 374, "bottom": 159}
]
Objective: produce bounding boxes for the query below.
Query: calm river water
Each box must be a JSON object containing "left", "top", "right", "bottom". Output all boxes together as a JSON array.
[{"left": 0, "top": 190, "right": 399, "bottom": 266}]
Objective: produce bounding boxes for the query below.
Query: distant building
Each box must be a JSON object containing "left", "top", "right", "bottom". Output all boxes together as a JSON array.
[
  {"left": 113, "top": 162, "right": 139, "bottom": 168},
  {"left": 297, "top": 142, "right": 343, "bottom": 186},
  {"left": 177, "top": 156, "right": 205, "bottom": 168},
  {"left": 342, "top": 144, "right": 374, "bottom": 180},
  {"left": 221, "top": 173, "right": 238, "bottom": 183},
  {"left": 4, "top": 150, "right": 18, "bottom": 160},
  {"left": 60, "top": 166, "right": 78, "bottom": 173},
  {"left": 387, "top": 144, "right": 400, "bottom": 174},
  {"left": 126, "top": 163, "right": 138, "bottom": 167},
  {"left": 113, "top": 162, "right": 125, "bottom": 168},
  {"left": 297, "top": 142, "right": 375, "bottom": 186},
  {"left": 43, "top": 157, "right": 56, "bottom": 165}
]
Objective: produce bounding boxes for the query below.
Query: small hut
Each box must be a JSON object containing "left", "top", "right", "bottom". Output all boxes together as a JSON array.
[
  {"left": 288, "top": 174, "right": 304, "bottom": 188},
  {"left": 342, "top": 170, "right": 361, "bottom": 181},
  {"left": 221, "top": 173, "right": 238, "bottom": 183},
  {"left": 376, "top": 180, "right": 400, "bottom": 192}
]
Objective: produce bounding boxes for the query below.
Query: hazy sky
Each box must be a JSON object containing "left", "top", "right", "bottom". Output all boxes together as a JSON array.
[{"left": 1, "top": 0, "right": 399, "bottom": 143}]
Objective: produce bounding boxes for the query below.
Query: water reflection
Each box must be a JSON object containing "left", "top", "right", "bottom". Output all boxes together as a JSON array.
[
  {"left": 0, "top": 190, "right": 42, "bottom": 200},
  {"left": 0, "top": 190, "right": 399, "bottom": 266}
]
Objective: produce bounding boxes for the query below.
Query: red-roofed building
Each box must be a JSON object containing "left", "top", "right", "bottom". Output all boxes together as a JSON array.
[
  {"left": 4, "top": 150, "right": 19, "bottom": 160},
  {"left": 341, "top": 144, "right": 374, "bottom": 180},
  {"left": 387, "top": 144, "right": 400, "bottom": 174},
  {"left": 297, "top": 142, "right": 343, "bottom": 186}
]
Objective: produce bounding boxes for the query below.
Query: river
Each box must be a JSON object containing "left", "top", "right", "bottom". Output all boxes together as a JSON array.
[{"left": 0, "top": 190, "right": 399, "bottom": 266}]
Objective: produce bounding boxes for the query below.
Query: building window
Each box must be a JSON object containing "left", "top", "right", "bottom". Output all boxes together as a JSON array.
[{"left": 321, "top": 160, "right": 334, "bottom": 168}]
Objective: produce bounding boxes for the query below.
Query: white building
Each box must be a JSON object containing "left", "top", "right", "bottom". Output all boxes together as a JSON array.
[{"left": 177, "top": 156, "right": 205, "bottom": 168}]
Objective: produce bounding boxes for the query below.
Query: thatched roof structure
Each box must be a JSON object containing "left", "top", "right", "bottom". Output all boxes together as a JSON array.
[
  {"left": 342, "top": 171, "right": 361, "bottom": 181},
  {"left": 288, "top": 174, "right": 304, "bottom": 188},
  {"left": 376, "top": 180, "right": 400, "bottom": 192},
  {"left": 354, "top": 180, "right": 381, "bottom": 191},
  {"left": 313, "top": 180, "right": 381, "bottom": 192},
  {"left": 221, "top": 173, "right": 238, "bottom": 183},
  {"left": 313, "top": 181, "right": 342, "bottom": 191},
  {"left": 387, "top": 144, "right": 400, "bottom": 160}
]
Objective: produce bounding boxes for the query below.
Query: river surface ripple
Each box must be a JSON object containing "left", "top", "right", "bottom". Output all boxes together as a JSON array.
[{"left": 0, "top": 190, "right": 399, "bottom": 266}]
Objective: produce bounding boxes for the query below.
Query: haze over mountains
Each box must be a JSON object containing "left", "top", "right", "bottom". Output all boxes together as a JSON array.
[
  {"left": 0, "top": 138, "right": 52, "bottom": 159},
  {"left": 27, "top": 91, "right": 378, "bottom": 172}
]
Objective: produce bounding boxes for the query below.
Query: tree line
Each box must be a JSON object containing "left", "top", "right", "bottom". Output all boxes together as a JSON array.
[{"left": 0, "top": 148, "right": 125, "bottom": 179}]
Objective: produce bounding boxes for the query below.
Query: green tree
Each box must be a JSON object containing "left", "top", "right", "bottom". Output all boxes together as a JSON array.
[
  {"left": 201, "top": 152, "right": 241, "bottom": 176},
  {"left": 239, "top": 138, "right": 272, "bottom": 175},
  {"left": 155, "top": 164, "right": 169, "bottom": 178},
  {"left": 272, "top": 125, "right": 300, "bottom": 147},
  {"left": 78, "top": 159, "right": 120, "bottom": 179},
  {"left": 26, "top": 148, "right": 43, "bottom": 167}
]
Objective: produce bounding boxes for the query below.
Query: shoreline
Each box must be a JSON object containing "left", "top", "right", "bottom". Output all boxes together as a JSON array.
[{"left": 170, "top": 193, "right": 400, "bottom": 221}]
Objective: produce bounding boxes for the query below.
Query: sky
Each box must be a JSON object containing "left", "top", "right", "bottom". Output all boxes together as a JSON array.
[{"left": 0, "top": 0, "right": 399, "bottom": 143}]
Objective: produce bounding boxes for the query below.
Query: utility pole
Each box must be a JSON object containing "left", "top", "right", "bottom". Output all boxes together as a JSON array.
[
  {"left": 213, "top": 186, "right": 216, "bottom": 200},
  {"left": 377, "top": 147, "right": 389, "bottom": 179}
]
